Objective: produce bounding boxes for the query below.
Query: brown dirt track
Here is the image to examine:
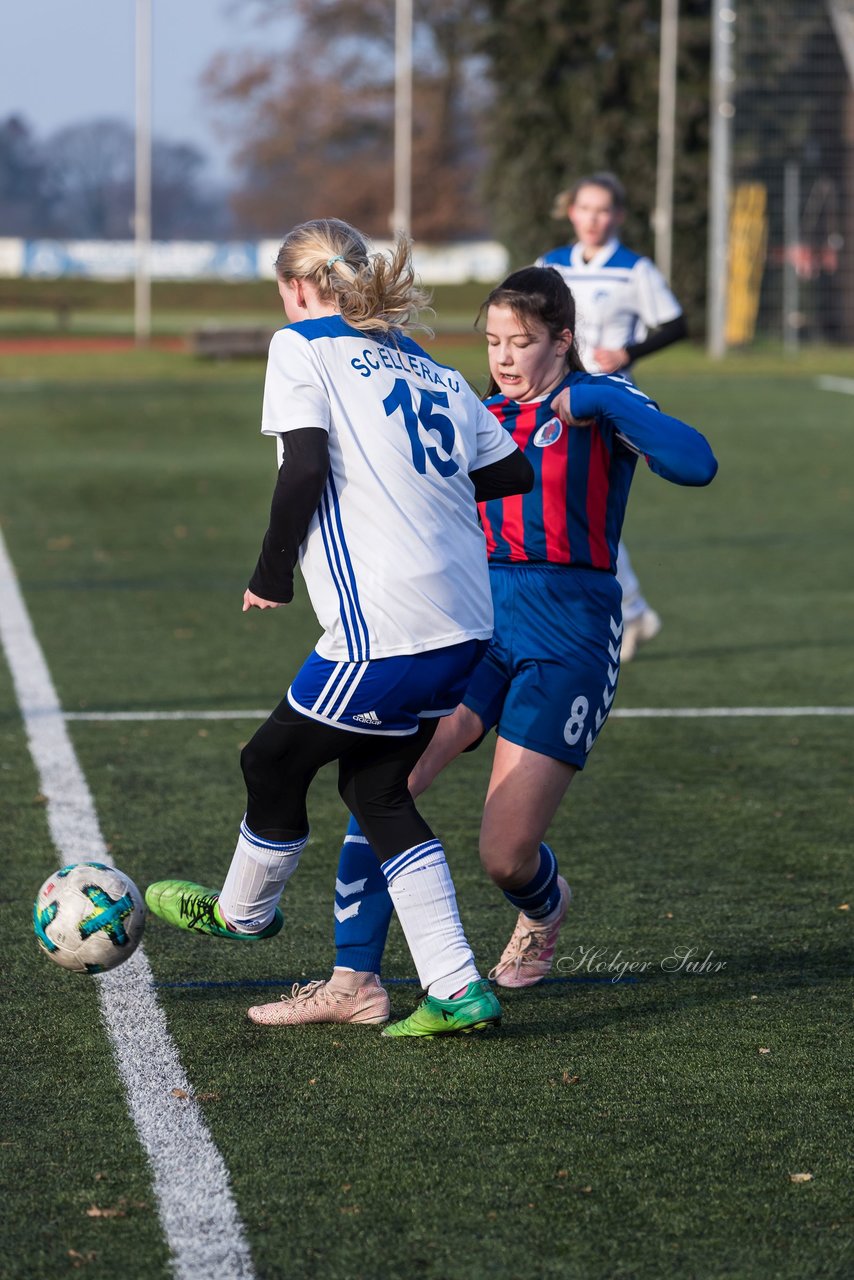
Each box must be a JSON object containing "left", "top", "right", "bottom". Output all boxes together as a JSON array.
[{"left": 0, "top": 336, "right": 185, "bottom": 355}]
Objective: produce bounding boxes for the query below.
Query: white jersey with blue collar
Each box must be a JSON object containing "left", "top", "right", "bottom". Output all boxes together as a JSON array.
[
  {"left": 260, "top": 316, "right": 517, "bottom": 662},
  {"left": 536, "top": 238, "right": 682, "bottom": 373}
]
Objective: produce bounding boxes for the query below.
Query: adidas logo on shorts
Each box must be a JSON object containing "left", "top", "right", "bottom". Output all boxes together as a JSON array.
[{"left": 353, "top": 710, "right": 382, "bottom": 726}]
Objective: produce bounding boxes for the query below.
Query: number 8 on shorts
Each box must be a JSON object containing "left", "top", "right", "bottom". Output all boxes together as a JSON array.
[{"left": 563, "top": 696, "right": 590, "bottom": 746}]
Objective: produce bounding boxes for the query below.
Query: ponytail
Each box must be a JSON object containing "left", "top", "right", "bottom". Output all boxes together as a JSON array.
[{"left": 275, "top": 218, "right": 431, "bottom": 336}]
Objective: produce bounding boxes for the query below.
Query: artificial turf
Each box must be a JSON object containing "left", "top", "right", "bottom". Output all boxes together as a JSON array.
[{"left": 0, "top": 342, "right": 851, "bottom": 1279}]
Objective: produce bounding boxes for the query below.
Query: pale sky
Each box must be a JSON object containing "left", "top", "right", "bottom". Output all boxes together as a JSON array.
[{"left": 0, "top": 1, "right": 294, "bottom": 182}]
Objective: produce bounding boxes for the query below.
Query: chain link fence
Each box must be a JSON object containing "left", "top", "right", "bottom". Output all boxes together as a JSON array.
[{"left": 727, "top": 0, "right": 854, "bottom": 347}]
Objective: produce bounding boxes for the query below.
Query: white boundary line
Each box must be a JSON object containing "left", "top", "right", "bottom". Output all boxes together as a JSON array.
[
  {"left": 66, "top": 710, "right": 273, "bottom": 722},
  {"left": 614, "top": 706, "right": 854, "bottom": 718},
  {"left": 0, "top": 528, "right": 255, "bottom": 1280},
  {"left": 816, "top": 375, "right": 854, "bottom": 396},
  {"left": 62, "top": 706, "right": 854, "bottom": 722}
]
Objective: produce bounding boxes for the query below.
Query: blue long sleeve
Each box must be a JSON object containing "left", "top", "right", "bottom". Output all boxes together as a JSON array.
[{"left": 569, "top": 375, "right": 718, "bottom": 487}]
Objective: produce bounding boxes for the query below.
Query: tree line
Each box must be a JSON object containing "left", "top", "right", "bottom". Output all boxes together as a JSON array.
[
  {"left": 5, "top": 1, "right": 850, "bottom": 337},
  {"left": 208, "top": 0, "right": 852, "bottom": 338},
  {"left": 0, "top": 1, "right": 714, "bottom": 326},
  {"left": 0, "top": 115, "right": 231, "bottom": 241},
  {"left": 206, "top": 0, "right": 711, "bottom": 324}
]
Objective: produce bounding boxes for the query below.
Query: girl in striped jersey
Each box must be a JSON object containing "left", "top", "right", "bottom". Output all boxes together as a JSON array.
[
  {"left": 538, "top": 172, "right": 690, "bottom": 660},
  {"left": 252, "top": 266, "right": 716, "bottom": 1026}
]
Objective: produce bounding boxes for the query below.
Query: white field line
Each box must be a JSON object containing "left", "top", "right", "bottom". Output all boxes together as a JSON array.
[
  {"left": 816, "top": 375, "right": 854, "bottom": 396},
  {"left": 613, "top": 706, "right": 854, "bottom": 718},
  {"left": 0, "top": 528, "right": 255, "bottom": 1280},
  {"left": 62, "top": 706, "right": 854, "bottom": 722},
  {"left": 66, "top": 709, "right": 273, "bottom": 721}
]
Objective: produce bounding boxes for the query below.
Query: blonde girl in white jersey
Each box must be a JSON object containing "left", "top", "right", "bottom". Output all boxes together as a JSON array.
[{"left": 145, "top": 218, "right": 533, "bottom": 1039}]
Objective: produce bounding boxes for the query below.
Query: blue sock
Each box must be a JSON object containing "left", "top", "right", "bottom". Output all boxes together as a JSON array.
[
  {"left": 333, "top": 814, "right": 393, "bottom": 974},
  {"left": 502, "top": 843, "right": 561, "bottom": 920}
]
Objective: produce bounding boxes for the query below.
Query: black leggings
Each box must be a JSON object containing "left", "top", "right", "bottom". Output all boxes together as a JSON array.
[{"left": 240, "top": 697, "right": 439, "bottom": 862}]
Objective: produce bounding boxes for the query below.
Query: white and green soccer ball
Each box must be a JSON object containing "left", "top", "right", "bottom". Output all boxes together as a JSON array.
[{"left": 33, "top": 862, "right": 145, "bottom": 974}]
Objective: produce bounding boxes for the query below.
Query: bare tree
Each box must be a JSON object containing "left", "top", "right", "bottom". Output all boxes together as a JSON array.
[
  {"left": 45, "top": 119, "right": 137, "bottom": 238},
  {"left": 41, "top": 118, "right": 229, "bottom": 239},
  {"left": 0, "top": 115, "right": 54, "bottom": 235},
  {"left": 205, "top": 0, "right": 489, "bottom": 240}
]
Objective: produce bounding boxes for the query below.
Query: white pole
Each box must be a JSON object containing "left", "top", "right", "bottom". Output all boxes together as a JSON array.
[
  {"left": 135, "top": 0, "right": 152, "bottom": 346},
  {"left": 654, "top": 0, "right": 679, "bottom": 280},
  {"left": 391, "top": 0, "right": 413, "bottom": 238},
  {"left": 826, "top": 0, "right": 854, "bottom": 87},
  {"left": 707, "top": 1, "right": 735, "bottom": 358},
  {"left": 783, "top": 162, "right": 801, "bottom": 353}
]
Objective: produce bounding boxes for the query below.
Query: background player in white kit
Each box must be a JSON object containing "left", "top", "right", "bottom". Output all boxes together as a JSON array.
[
  {"left": 146, "top": 218, "right": 534, "bottom": 1038},
  {"left": 537, "top": 172, "right": 688, "bottom": 660}
]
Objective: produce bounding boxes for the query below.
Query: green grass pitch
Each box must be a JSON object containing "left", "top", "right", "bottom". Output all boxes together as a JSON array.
[{"left": 0, "top": 334, "right": 852, "bottom": 1280}]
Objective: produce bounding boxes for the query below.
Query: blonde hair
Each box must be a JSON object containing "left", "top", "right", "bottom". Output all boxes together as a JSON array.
[{"left": 274, "top": 218, "right": 431, "bottom": 335}]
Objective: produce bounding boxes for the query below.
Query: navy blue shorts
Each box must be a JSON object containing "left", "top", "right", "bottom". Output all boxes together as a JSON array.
[
  {"left": 288, "top": 638, "right": 489, "bottom": 736},
  {"left": 462, "top": 564, "right": 623, "bottom": 768}
]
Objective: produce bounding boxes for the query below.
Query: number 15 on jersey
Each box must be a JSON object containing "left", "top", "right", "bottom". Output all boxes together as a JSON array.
[{"left": 383, "top": 379, "right": 460, "bottom": 479}]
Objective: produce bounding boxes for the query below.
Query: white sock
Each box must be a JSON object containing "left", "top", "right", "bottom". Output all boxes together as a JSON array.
[
  {"left": 382, "top": 838, "right": 480, "bottom": 1000},
  {"left": 218, "top": 817, "right": 308, "bottom": 932},
  {"left": 616, "top": 540, "right": 647, "bottom": 623}
]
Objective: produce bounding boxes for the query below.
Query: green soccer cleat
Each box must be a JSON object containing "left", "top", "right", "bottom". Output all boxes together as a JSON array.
[
  {"left": 145, "top": 880, "right": 283, "bottom": 940},
  {"left": 381, "top": 978, "right": 501, "bottom": 1038}
]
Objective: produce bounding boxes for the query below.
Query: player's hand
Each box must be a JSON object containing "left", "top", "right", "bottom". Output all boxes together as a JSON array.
[
  {"left": 242, "top": 589, "right": 283, "bottom": 612},
  {"left": 592, "top": 346, "right": 630, "bottom": 373},
  {"left": 550, "top": 388, "right": 595, "bottom": 428}
]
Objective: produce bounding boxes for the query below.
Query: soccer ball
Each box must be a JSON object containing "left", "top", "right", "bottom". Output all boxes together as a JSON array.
[{"left": 33, "top": 862, "right": 145, "bottom": 974}]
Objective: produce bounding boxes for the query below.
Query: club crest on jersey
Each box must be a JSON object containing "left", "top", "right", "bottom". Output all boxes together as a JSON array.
[{"left": 532, "top": 417, "right": 563, "bottom": 448}]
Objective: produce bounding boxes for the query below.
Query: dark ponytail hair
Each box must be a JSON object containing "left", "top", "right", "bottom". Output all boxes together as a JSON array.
[{"left": 477, "top": 266, "right": 586, "bottom": 398}]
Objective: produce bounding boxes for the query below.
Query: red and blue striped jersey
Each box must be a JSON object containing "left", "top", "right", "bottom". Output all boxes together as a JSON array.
[{"left": 479, "top": 372, "right": 717, "bottom": 573}]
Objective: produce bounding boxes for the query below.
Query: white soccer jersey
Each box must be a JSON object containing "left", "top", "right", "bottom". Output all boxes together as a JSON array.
[
  {"left": 536, "top": 238, "right": 682, "bottom": 373},
  {"left": 260, "top": 316, "right": 517, "bottom": 661}
]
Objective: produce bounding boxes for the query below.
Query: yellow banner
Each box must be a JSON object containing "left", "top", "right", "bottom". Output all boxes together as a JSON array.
[{"left": 726, "top": 183, "right": 768, "bottom": 346}]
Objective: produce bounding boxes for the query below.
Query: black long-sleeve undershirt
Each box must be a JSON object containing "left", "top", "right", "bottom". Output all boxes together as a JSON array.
[
  {"left": 247, "top": 430, "right": 533, "bottom": 604},
  {"left": 248, "top": 428, "right": 330, "bottom": 604},
  {"left": 624, "top": 313, "right": 688, "bottom": 363},
  {"left": 471, "top": 448, "right": 534, "bottom": 501}
]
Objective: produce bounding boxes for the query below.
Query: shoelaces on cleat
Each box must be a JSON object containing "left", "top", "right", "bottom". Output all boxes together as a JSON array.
[
  {"left": 279, "top": 981, "right": 342, "bottom": 1006},
  {"left": 490, "top": 919, "right": 554, "bottom": 978},
  {"left": 179, "top": 892, "right": 221, "bottom": 930}
]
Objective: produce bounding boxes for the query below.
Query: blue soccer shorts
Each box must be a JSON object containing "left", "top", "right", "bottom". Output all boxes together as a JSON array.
[
  {"left": 462, "top": 563, "right": 623, "bottom": 768},
  {"left": 287, "top": 638, "right": 488, "bottom": 736}
]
